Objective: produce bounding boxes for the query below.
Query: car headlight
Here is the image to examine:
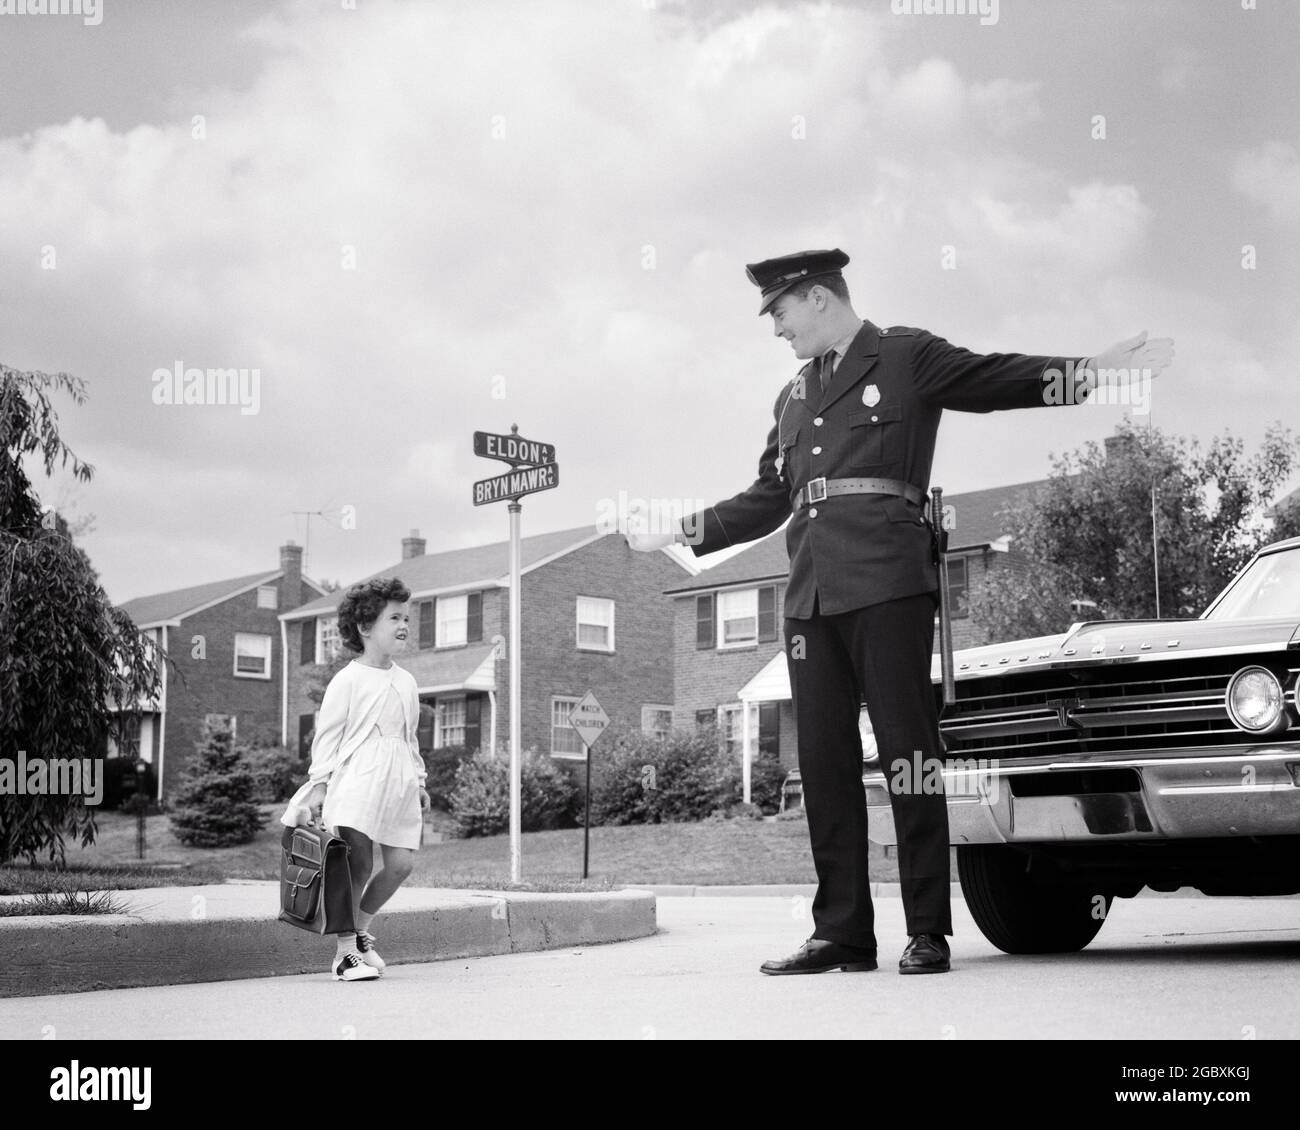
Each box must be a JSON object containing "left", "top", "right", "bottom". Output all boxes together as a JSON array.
[{"left": 1225, "top": 666, "right": 1288, "bottom": 734}]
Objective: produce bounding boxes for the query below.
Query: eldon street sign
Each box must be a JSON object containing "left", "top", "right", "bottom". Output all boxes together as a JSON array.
[{"left": 473, "top": 430, "right": 556, "bottom": 467}]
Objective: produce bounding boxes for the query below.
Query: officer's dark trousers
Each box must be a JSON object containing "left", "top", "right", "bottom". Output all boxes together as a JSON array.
[{"left": 785, "top": 591, "right": 952, "bottom": 948}]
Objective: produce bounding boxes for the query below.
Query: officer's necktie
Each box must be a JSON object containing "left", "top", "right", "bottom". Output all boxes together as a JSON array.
[{"left": 819, "top": 349, "right": 836, "bottom": 395}]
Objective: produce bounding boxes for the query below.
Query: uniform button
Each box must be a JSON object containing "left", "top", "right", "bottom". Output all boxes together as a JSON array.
[
  {"left": 813, "top": 417, "right": 823, "bottom": 426},
  {"left": 809, "top": 507, "right": 819, "bottom": 518},
  {"left": 812, "top": 446, "right": 822, "bottom": 455},
  {"left": 871, "top": 415, "right": 879, "bottom": 422}
]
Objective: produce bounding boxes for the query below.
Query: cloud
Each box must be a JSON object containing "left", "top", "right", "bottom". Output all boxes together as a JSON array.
[
  {"left": 1232, "top": 141, "right": 1300, "bottom": 225},
  {"left": 0, "top": 0, "right": 1247, "bottom": 600}
]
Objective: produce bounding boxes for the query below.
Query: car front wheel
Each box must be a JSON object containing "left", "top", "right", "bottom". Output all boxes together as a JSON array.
[{"left": 957, "top": 844, "right": 1112, "bottom": 954}]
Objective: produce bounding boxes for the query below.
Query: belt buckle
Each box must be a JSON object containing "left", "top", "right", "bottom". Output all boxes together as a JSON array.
[{"left": 806, "top": 477, "right": 827, "bottom": 504}]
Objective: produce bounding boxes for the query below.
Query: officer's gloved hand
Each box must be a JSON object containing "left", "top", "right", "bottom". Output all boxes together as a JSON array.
[{"left": 624, "top": 500, "right": 679, "bottom": 552}]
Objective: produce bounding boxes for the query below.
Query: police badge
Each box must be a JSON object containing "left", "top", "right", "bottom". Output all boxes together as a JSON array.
[{"left": 862, "top": 384, "right": 881, "bottom": 407}]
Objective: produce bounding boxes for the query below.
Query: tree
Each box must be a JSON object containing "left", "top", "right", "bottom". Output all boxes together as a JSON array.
[
  {"left": 0, "top": 365, "right": 160, "bottom": 864},
  {"left": 970, "top": 419, "right": 1300, "bottom": 644},
  {"left": 168, "top": 720, "right": 267, "bottom": 846}
]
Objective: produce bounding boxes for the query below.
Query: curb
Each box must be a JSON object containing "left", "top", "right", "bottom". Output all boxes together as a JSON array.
[
  {"left": 0, "top": 884, "right": 657, "bottom": 999},
  {"left": 644, "top": 883, "right": 960, "bottom": 898}
]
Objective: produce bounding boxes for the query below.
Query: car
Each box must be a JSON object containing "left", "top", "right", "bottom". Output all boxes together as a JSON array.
[{"left": 863, "top": 535, "right": 1300, "bottom": 954}]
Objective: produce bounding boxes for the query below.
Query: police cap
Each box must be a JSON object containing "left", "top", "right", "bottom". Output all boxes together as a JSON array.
[{"left": 745, "top": 248, "right": 850, "bottom": 315}]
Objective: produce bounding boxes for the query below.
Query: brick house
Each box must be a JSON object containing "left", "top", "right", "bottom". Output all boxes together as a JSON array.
[
  {"left": 280, "top": 526, "right": 690, "bottom": 763},
  {"left": 666, "top": 479, "right": 1049, "bottom": 789},
  {"left": 115, "top": 542, "right": 327, "bottom": 799}
]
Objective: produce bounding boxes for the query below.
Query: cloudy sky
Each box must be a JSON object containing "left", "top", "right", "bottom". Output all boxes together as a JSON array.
[{"left": 1, "top": 0, "right": 1296, "bottom": 602}]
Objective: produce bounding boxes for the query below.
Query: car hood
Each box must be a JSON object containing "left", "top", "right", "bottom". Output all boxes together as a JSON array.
[{"left": 931, "top": 615, "right": 1300, "bottom": 681}]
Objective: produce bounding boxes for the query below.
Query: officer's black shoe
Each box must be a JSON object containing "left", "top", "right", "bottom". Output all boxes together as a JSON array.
[
  {"left": 898, "top": 933, "right": 950, "bottom": 974},
  {"left": 760, "top": 938, "right": 878, "bottom": 975}
]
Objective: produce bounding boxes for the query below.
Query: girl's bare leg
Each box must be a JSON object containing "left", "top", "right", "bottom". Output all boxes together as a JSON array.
[{"left": 359, "top": 843, "right": 415, "bottom": 917}]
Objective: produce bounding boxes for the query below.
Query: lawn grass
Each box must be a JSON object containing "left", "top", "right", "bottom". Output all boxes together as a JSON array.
[{"left": 18, "top": 805, "right": 914, "bottom": 887}]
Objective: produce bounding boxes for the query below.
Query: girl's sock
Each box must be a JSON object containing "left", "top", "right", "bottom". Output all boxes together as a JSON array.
[
  {"left": 336, "top": 932, "right": 358, "bottom": 955},
  {"left": 356, "top": 910, "right": 375, "bottom": 934}
]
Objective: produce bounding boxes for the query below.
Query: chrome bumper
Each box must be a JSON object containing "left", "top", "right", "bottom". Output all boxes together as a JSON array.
[{"left": 863, "top": 745, "right": 1300, "bottom": 846}]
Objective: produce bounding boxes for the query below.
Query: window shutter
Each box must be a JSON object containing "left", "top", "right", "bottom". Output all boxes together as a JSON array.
[
  {"left": 301, "top": 620, "right": 315, "bottom": 665},
  {"left": 417, "top": 702, "right": 435, "bottom": 753},
  {"left": 696, "top": 594, "right": 714, "bottom": 649},
  {"left": 759, "top": 702, "right": 780, "bottom": 758},
  {"left": 758, "top": 586, "right": 777, "bottom": 642},
  {"left": 467, "top": 592, "right": 483, "bottom": 642},
  {"left": 464, "top": 694, "right": 482, "bottom": 753},
  {"left": 298, "top": 714, "right": 314, "bottom": 759},
  {"left": 419, "top": 600, "right": 435, "bottom": 649}
]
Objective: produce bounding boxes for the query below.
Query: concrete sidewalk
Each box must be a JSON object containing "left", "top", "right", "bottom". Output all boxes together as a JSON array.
[{"left": 0, "top": 881, "right": 656, "bottom": 998}]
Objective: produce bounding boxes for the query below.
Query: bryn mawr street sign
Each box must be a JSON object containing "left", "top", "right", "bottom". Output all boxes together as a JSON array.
[{"left": 472, "top": 462, "right": 559, "bottom": 506}]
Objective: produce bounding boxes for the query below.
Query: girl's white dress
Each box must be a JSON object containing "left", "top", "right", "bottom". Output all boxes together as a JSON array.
[{"left": 281, "top": 659, "right": 426, "bottom": 850}]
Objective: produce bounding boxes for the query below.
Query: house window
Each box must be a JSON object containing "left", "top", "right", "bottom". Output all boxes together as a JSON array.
[
  {"left": 695, "top": 709, "right": 715, "bottom": 730},
  {"left": 204, "top": 713, "right": 237, "bottom": 740},
  {"left": 437, "top": 594, "right": 469, "bottom": 648},
  {"left": 718, "top": 703, "right": 759, "bottom": 757},
  {"left": 947, "top": 556, "right": 969, "bottom": 619},
  {"left": 257, "top": 585, "right": 278, "bottom": 610},
  {"left": 233, "top": 633, "right": 272, "bottom": 679},
  {"left": 316, "top": 616, "right": 341, "bottom": 662},
  {"left": 109, "top": 714, "right": 142, "bottom": 759},
  {"left": 437, "top": 696, "right": 467, "bottom": 748},
  {"left": 717, "top": 589, "right": 758, "bottom": 648},
  {"left": 576, "top": 596, "right": 614, "bottom": 652},
  {"left": 551, "top": 695, "right": 585, "bottom": 758},
  {"left": 641, "top": 705, "right": 673, "bottom": 740}
]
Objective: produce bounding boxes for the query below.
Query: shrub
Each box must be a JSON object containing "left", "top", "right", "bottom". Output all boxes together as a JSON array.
[
  {"left": 168, "top": 722, "right": 266, "bottom": 847},
  {"left": 748, "top": 755, "right": 788, "bottom": 816},
  {"left": 584, "top": 725, "right": 791, "bottom": 824},
  {"left": 240, "top": 743, "right": 307, "bottom": 803},
  {"left": 588, "top": 724, "right": 739, "bottom": 825},
  {"left": 420, "top": 743, "right": 473, "bottom": 811},
  {"left": 448, "top": 750, "right": 580, "bottom": 838}
]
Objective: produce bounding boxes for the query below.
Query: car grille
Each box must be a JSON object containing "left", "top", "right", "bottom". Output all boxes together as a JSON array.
[{"left": 940, "top": 656, "right": 1300, "bottom": 759}]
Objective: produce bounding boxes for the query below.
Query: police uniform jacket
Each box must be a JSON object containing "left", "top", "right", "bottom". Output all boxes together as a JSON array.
[{"left": 687, "top": 320, "right": 1087, "bottom": 618}]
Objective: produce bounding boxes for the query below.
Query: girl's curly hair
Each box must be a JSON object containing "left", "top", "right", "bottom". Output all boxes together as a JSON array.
[{"left": 336, "top": 577, "right": 411, "bottom": 652}]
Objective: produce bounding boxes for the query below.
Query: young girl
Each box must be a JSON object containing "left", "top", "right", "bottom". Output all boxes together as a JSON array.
[{"left": 282, "top": 577, "right": 430, "bottom": 981}]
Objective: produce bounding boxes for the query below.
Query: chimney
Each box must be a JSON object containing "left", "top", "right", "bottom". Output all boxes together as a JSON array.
[
  {"left": 402, "top": 528, "right": 427, "bottom": 560},
  {"left": 280, "top": 541, "right": 304, "bottom": 607}
]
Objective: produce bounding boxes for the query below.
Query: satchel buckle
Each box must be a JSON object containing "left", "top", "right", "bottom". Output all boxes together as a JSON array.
[{"left": 806, "top": 477, "right": 827, "bottom": 504}]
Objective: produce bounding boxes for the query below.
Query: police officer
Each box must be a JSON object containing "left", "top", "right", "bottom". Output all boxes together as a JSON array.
[{"left": 627, "top": 248, "right": 1173, "bottom": 974}]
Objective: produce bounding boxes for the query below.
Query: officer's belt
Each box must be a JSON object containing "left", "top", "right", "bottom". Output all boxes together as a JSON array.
[{"left": 791, "top": 476, "right": 926, "bottom": 511}]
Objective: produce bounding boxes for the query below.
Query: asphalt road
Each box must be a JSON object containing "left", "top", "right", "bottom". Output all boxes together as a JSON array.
[{"left": 3, "top": 893, "right": 1298, "bottom": 1040}]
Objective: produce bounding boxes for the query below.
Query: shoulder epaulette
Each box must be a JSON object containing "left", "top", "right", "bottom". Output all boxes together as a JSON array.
[{"left": 880, "top": 325, "right": 922, "bottom": 337}]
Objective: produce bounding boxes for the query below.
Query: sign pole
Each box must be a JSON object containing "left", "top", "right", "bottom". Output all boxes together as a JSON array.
[
  {"left": 508, "top": 497, "right": 522, "bottom": 884},
  {"left": 567, "top": 690, "right": 609, "bottom": 881},
  {"left": 472, "top": 422, "right": 560, "bottom": 885},
  {"left": 582, "top": 736, "right": 592, "bottom": 879}
]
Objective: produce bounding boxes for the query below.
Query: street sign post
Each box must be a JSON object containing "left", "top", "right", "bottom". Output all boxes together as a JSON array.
[
  {"left": 472, "top": 424, "right": 559, "bottom": 883},
  {"left": 568, "top": 690, "right": 609, "bottom": 879}
]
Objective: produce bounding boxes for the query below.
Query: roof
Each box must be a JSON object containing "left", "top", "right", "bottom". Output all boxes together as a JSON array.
[
  {"left": 407, "top": 642, "right": 500, "bottom": 694},
  {"left": 119, "top": 570, "right": 283, "bottom": 627},
  {"left": 284, "top": 524, "right": 612, "bottom": 620},
  {"left": 665, "top": 479, "right": 1050, "bottom": 595}
]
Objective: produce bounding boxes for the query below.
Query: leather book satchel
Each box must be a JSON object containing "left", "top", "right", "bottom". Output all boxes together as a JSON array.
[{"left": 278, "top": 824, "right": 356, "bottom": 935}]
